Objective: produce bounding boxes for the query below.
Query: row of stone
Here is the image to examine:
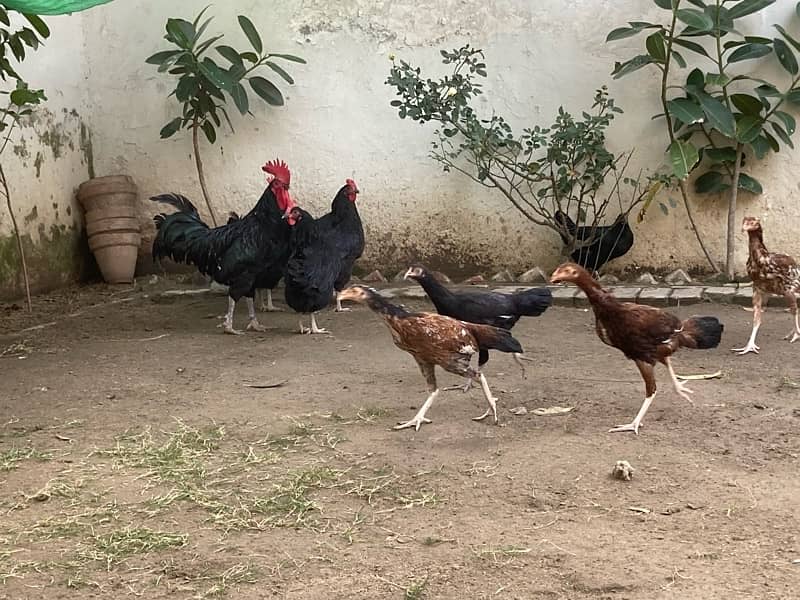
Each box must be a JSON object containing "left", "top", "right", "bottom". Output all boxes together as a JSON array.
[{"left": 376, "top": 283, "right": 763, "bottom": 308}]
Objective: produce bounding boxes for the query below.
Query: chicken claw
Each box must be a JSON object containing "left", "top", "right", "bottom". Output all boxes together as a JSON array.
[
  {"left": 783, "top": 331, "right": 800, "bottom": 343},
  {"left": 731, "top": 342, "right": 759, "bottom": 355},
  {"left": 393, "top": 416, "right": 433, "bottom": 431},
  {"left": 222, "top": 323, "right": 244, "bottom": 336},
  {"left": 608, "top": 421, "right": 643, "bottom": 435},
  {"left": 443, "top": 379, "right": 473, "bottom": 393},
  {"left": 246, "top": 319, "right": 268, "bottom": 332}
]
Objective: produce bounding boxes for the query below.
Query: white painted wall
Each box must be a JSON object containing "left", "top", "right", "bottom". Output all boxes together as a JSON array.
[
  {"left": 6, "top": 0, "right": 800, "bottom": 295},
  {"left": 0, "top": 11, "right": 92, "bottom": 296}
]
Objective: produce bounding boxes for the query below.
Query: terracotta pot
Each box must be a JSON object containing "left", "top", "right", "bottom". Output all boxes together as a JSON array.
[{"left": 77, "top": 175, "right": 141, "bottom": 284}]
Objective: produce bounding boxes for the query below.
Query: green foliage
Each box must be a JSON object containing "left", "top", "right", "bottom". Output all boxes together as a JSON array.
[
  {"left": 386, "top": 46, "right": 659, "bottom": 252},
  {"left": 608, "top": 0, "right": 800, "bottom": 198},
  {"left": 146, "top": 7, "right": 305, "bottom": 144}
]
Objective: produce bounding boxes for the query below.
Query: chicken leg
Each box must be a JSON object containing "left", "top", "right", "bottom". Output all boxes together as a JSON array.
[
  {"left": 664, "top": 357, "right": 694, "bottom": 404},
  {"left": 220, "top": 297, "right": 243, "bottom": 335},
  {"left": 609, "top": 360, "right": 656, "bottom": 435},
  {"left": 513, "top": 353, "right": 532, "bottom": 379},
  {"left": 783, "top": 292, "right": 800, "bottom": 343},
  {"left": 335, "top": 296, "right": 351, "bottom": 312},
  {"left": 733, "top": 289, "right": 762, "bottom": 355},
  {"left": 471, "top": 372, "right": 499, "bottom": 424},
  {"left": 299, "top": 313, "right": 329, "bottom": 335},
  {"left": 259, "top": 289, "right": 283, "bottom": 312},
  {"left": 394, "top": 389, "right": 438, "bottom": 431},
  {"left": 245, "top": 298, "right": 268, "bottom": 332}
]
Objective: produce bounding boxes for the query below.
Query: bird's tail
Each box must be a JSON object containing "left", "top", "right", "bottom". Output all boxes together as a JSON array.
[
  {"left": 465, "top": 323, "right": 523, "bottom": 355},
  {"left": 512, "top": 287, "right": 553, "bottom": 317},
  {"left": 679, "top": 316, "right": 724, "bottom": 349},
  {"left": 150, "top": 193, "right": 213, "bottom": 268}
]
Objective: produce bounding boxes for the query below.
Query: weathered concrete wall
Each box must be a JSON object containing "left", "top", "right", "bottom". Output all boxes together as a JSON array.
[
  {"left": 4, "top": 0, "right": 800, "bottom": 299},
  {"left": 0, "top": 13, "right": 94, "bottom": 299}
]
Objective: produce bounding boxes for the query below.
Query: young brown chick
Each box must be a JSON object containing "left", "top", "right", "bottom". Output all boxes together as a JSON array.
[
  {"left": 734, "top": 216, "right": 800, "bottom": 355},
  {"left": 337, "top": 285, "right": 523, "bottom": 431},
  {"left": 550, "top": 263, "right": 723, "bottom": 434}
]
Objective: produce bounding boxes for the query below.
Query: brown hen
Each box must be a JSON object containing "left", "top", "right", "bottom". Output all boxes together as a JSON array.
[
  {"left": 550, "top": 263, "right": 723, "bottom": 434},
  {"left": 734, "top": 216, "right": 800, "bottom": 355},
  {"left": 337, "top": 285, "right": 523, "bottom": 431}
]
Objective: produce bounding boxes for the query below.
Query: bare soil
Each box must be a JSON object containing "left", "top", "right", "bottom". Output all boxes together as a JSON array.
[{"left": 1, "top": 278, "right": 799, "bottom": 599}]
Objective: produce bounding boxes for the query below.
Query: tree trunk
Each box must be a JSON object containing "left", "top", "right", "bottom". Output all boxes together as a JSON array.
[
  {"left": 192, "top": 121, "right": 218, "bottom": 227},
  {"left": 726, "top": 144, "right": 743, "bottom": 281},
  {"left": 0, "top": 163, "right": 32, "bottom": 312}
]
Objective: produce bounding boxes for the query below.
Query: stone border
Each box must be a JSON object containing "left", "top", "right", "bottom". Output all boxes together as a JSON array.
[{"left": 374, "top": 282, "right": 761, "bottom": 308}]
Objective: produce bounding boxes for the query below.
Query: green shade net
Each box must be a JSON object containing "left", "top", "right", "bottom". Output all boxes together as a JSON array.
[{"left": 1, "top": 0, "right": 113, "bottom": 14}]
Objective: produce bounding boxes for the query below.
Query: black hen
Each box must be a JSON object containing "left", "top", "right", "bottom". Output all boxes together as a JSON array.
[
  {"left": 402, "top": 265, "right": 552, "bottom": 388},
  {"left": 553, "top": 211, "right": 634, "bottom": 273},
  {"left": 315, "top": 179, "right": 364, "bottom": 311},
  {"left": 283, "top": 207, "right": 343, "bottom": 334},
  {"left": 151, "top": 159, "right": 296, "bottom": 334}
]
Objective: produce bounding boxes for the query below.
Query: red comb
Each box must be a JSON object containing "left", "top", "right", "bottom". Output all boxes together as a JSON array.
[
  {"left": 346, "top": 178, "right": 357, "bottom": 187},
  {"left": 262, "top": 159, "right": 291, "bottom": 185}
]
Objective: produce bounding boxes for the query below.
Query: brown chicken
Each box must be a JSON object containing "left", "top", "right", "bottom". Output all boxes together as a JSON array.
[
  {"left": 337, "top": 285, "right": 523, "bottom": 431},
  {"left": 550, "top": 263, "right": 723, "bottom": 434},
  {"left": 734, "top": 216, "right": 800, "bottom": 355}
]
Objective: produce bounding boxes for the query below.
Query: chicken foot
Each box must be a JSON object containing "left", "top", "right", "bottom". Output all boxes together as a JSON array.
[
  {"left": 471, "top": 373, "right": 499, "bottom": 424},
  {"left": 335, "top": 296, "right": 351, "bottom": 312},
  {"left": 219, "top": 297, "right": 243, "bottom": 335},
  {"left": 665, "top": 357, "right": 694, "bottom": 404},
  {"left": 733, "top": 290, "right": 762, "bottom": 355},
  {"left": 394, "top": 389, "right": 438, "bottom": 431},
  {"left": 513, "top": 353, "right": 532, "bottom": 379},
  {"left": 258, "top": 289, "right": 283, "bottom": 312},
  {"left": 443, "top": 368, "right": 476, "bottom": 393},
  {"left": 245, "top": 298, "right": 268, "bottom": 332},
  {"left": 608, "top": 393, "right": 655, "bottom": 435},
  {"left": 782, "top": 294, "right": 800, "bottom": 343},
  {"left": 299, "top": 313, "right": 330, "bottom": 335}
]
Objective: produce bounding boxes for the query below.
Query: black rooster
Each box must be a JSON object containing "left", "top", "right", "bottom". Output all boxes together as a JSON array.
[
  {"left": 553, "top": 211, "right": 634, "bottom": 273},
  {"left": 403, "top": 265, "right": 552, "bottom": 390},
  {"left": 316, "top": 179, "right": 364, "bottom": 312},
  {"left": 151, "top": 159, "right": 297, "bottom": 334}
]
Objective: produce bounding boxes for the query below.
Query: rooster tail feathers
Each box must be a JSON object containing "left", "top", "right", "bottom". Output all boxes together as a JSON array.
[
  {"left": 150, "top": 193, "right": 200, "bottom": 219},
  {"left": 680, "top": 316, "right": 724, "bottom": 349},
  {"left": 513, "top": 287, "right": 553, "bottom": 316},
  {"left": 466, "top": 323, "right": 523, "bottom": 355}
]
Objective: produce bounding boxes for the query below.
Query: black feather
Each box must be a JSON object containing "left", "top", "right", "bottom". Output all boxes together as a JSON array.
[{"left": 554, "top": 210, "right": 634, "bottom": 272}]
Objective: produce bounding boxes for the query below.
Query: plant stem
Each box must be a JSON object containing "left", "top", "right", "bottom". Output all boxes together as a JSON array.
[
  {"left": 661, "top": 6, "right": 719, "bottom": 272},
  {"left": 726, "top": 144, "right": 743, "bottom": 280},
  {"left": 192, "top": 119, "right": 218, "bottom": 227},
  {"left": 0, "top": 163, "right": 32, "bottom": 312}
]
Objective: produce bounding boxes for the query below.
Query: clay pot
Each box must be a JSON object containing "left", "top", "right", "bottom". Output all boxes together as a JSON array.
[{"left": 77, "top": 175, "right": 141, "bottom": 284}]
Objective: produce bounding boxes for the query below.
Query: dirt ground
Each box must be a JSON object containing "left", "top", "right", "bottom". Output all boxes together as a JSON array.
[{"left": 1, "top": 278, "right": 799, "bottom": 599}]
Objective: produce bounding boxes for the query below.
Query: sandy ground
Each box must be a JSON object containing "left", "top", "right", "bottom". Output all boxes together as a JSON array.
[{"left": 1, "top": 279, "right": 799, "bottom": 599}]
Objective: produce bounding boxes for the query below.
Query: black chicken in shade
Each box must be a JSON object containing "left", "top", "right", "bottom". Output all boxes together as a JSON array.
[{"left": 554, "top": 210, "right": 634, "bottom": 273}]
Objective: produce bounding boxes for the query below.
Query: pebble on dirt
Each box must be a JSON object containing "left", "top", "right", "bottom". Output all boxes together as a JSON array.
[
  {"left": 517, "top": 266, "right": 549, "bottom": 284},
  {"left": 665, "top": 268, "right": 693, "bottom": 285},
  {"left": 636, "top": 272, "right": 659, "bottom": 286},
  {"left": 463, "top": 275, "right": 487, "bottom": 285},
  {"left": 612, "top": 460, "right": 635, "bottom": 481},
  {"left": 491, "top": 270, "right": 516, "bottom": 282}
]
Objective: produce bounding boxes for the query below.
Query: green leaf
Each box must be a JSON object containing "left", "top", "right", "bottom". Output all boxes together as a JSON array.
[
  {"left": 727, "top": 43, "right": 772, "bottom": 63},
  {"left": 216, "top": 45, "right": 243, "bottom": 65},
  {"left": 160, "top": 117, "right": 183, "bottom": 139},
  {"left": 735, "top": 114, "right": 762, "bottom": 143},
  {"left": 653, "top": 0, "right": 674, "bottom": 9},
  {"left": 146, "top": 50, "right": 182, "bottom": 66},
  {"left": 240, "top": 52, "right": 259, "bottom": 63},
  {"left": 611, "top": 55, "right": 655, "bottom": 79},
  {"left": 773, "top": 38, "right": 798, "bottom": 75},
  {"left": 165, "top": 18, "right": 196, "bottom": 50},
  {"left": 231, "top": 82, "right": 249, "bottom": 115},
  {"left": 675, "top": 8, "right": 714, "bottom": 30},
  {"left": 607, "top": 27, "right": 639, "bottom": 41},
  {"left": 785, "top": 87, "right": 800, "bottom": 104},
  {"left": 728, "top": 0, "right": 776, "bottom": 20},
  {"left": 694, "top": 92, "right": 737, "bottom": 138},
  {"left": 192, "top": 5, "right": 212, "bottom": 28},
  {"left": 270, "top": 54, "right": 307, "bottom": 64},
  {"left": 249, "top": 76, "right": 284, "bottom": 106},
  {"left": 774, "top": 24, "right": 800, "bottom": 54},
  {"left": 668, "top": 140, "right": 700, "bottom": 179},
  {"left": 671, "top": 37, "right": 711, "bottom": 58},
  {"left": 667, "top": 98, "right": 704, "bottom": 124},
  {"left": 694, "top": 170, "right": 728, "bottom": 193},
  {"left": 750, "top": 135, "right": 771, "bottom": 159},
  {"left": 646, "top": 31, "right": 667, "bottom": 61},
  {"left": 9, "top": 87, "right": 43, "bottom": 107},
  {"left": 238, "top": 15, "right": 262, "bottom": 55},
  {"left": 195, "top": 34, "right": 224, "bottom": 57},
  {"left": 199, "top": 57, "right": 235, "bottom": 92},
  {"left": 771, "top": 121, "right": 794, "bottom": 148},
  {"left": 265, "top": 61, "right": 294, "bottom": 84},
  {"left": 686, "top": 67, "right": 705, "bottom": 92},
  {"left": 201, "top": 120, "right": 217, "bottom": 144},
  {"left": 754, "top": 83, "right": 781, "bottom": 98},
  {"left": 763, "top": 130, "right": 781, "bottom": 152},
  {"left": 730, "top": 93, "right": 763, "bottom": 115},
  {"left": 705, "top": 146, "right": 738, "bottom": 162},
  {"left": 705, "top": 72, "right": 730, "bottom": 87},
  {"left": 773, "top": 110, "right": 796, "bottom": 136},
  {"left": 672, "top": 50, "right": 687, "bottom": 68},
  {"left": 22, "top": 14, "right": 49, "bottom": 39},
  {"left": 737, "top": 173, "right": 763, "bottom": 194}
]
